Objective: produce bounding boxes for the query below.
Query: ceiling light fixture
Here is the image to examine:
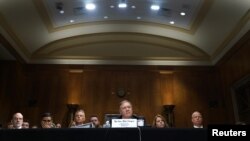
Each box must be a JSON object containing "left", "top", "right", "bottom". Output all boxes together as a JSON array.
[
  {"left": 85, "top": 3, "right": 96, "bottom": 10},
  {"left": 151, "top": 5, "right": 160, "bottom": 10},
  {"left": 180, "top": 12, "right": 186, "bottom": 16},
  {"left": 151, "top": 0, "right": 160, "bottom": 11},
  {"left": 59, "top": 10, "right": 64, "bottom": 14},
  {"left": 55, "top": 2, "right": 64, "bottom": 14},
  {"left": 118, "top": 0, "right": 127, "bottom": 8}
]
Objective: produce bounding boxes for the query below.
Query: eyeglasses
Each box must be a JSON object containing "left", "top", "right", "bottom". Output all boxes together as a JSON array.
[{"left": 42, "top": 120, "right": 51, "bottom": 122}]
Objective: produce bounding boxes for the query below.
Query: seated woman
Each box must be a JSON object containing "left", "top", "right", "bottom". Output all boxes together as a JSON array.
[{"left": 152, "top": 114, "right": 169, "bottom": 128}]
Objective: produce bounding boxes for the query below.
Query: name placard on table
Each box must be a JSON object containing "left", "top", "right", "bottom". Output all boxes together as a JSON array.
[{"left": 111, "top": 119, "right": 138, "bottom": 128}]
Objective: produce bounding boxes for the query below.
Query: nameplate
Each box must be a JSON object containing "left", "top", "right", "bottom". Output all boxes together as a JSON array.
[
  {"left": 111, "top": 119, "right": 137, "bottom": 128},
  {"left": 71, "top": 122, "right": 94, "bottom": 128}
]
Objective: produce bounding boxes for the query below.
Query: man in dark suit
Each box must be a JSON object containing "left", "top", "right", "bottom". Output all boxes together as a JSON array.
[
  {"left": 118, "top": 100, "right": 145, "bottom": 126},
  {"left": 119, "top": 100, "right": 134, "bottom": 119},
  {"left": 11, "top": 113, "right": 24, "bottom": 129},
  {"left": 191, "top": 111, "right": 203, "bottom": 128}
]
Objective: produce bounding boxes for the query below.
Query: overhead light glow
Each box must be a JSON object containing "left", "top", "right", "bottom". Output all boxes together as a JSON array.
[
  {"left": 118, "top": 3, "right": 127, "bottom": 8},
  {"left": 85, "top": 3, "right": 96, "bottom": 10},
  {"left": 180, "top": 12, "right": 186, "bottom": 16},
  {"left": 59, "top": 10, "right": 64, "bottom": 14},
  {"left": 170, "top": 21, "right": 175, "bottom": 24},
  {"left": 151, "top": 5, "right": 160, "bottom": 10}
]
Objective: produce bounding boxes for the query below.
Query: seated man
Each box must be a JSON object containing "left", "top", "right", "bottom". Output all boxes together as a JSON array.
[
  {"left": 55, "top": 123, "right": 61, "bottom": 128},
  {"left": 117, "top": 100, "right": 146, "bottom": 127},
  {"left": 191, "top": 111, "right": 203, "bottom": 128},
  {"left": 11, "top": 112, "right": 24, "bottom": 129},
  {"left": 22, "top": 120, "right": 30, "bottom": 129},
  {"left": 7, "top": 122, "right": 13, "bottom": 129},
  {"left": 40, "top": 112, "right": 56, "bottom": 128},
  {"left": 90, "top": 115, "right": 102, "bottom": 128},
  {"left": 70, "top": 109, "right": 93, "bottom": 128}
]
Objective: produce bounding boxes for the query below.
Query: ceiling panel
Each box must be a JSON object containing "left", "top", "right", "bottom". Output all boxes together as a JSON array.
[{"left": 0, "top": 0, "right": 249, "bottom": 65}]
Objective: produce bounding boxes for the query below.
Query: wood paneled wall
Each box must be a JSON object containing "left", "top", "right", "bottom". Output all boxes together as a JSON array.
[
  {"left": 172, "top": 67, "right": 224, "bottom": 127},
  {"left": 1, "top": 33, "right": 249, "bottom": 128},
  {"left": 0, "top": 63, "right": 225, "bottom": 128},
  {"left": 0, "top": 61, "right": 27, "bottom": 127},
  {"left": 217, "top": 31, "right": 250, "bottom": 123}
]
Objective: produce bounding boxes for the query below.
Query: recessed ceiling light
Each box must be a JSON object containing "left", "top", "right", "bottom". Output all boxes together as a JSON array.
[
  {"left": 85, "top": 3, "right": 96, "bottom": 10},
  {"left": 110, "top": 5, "right": 115, "bottom": 8},
  {"left": 118, "top": 3, "right": 127, "bottom": 8},
  {"left": 70, "top": 20, "right": 74, "bottom": 23},
  {"left": 180, "top": 12, "right": 186, "bottom": 16},
  {"left": 170, "top": 21, "right": 175, "bottom": 24},
  {"left": 131, "top": 5, "right": 136, "bottom": 9},
  {"left": 151, "top": 5, "right": 160, "bottom": 10},
  {"left": 104, "top": 16, "right": 108, "bottom": 19},
  {"left": 59, "top": 10, "right": 64, "bottom": 14}
]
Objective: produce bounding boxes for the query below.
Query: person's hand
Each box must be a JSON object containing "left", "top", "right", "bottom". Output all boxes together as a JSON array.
[{"left": 41, "top": 121, "right": 53, "bottom": 128}]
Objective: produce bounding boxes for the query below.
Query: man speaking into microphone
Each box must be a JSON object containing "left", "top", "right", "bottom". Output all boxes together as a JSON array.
[{"left": 117, "top": 100, "right": 146, "bottom": 127}]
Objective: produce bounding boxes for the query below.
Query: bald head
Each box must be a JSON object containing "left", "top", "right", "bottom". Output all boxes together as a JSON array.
[
  {"left": 12, "top": 113, "right": 23, "bottom": 129},
  {"left": 191, "top": 111, "right": 203, "bottom": 128}
]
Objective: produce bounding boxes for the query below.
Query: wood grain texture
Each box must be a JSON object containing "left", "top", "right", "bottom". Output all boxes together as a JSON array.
[
  {"left": 0, "top": 63, "right": 224, "bottom": 128},
  {"left": 217, "top": 31, "right": 250, "bottom": 124}
]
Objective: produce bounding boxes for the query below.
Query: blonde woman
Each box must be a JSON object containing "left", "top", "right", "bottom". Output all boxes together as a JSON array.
[{"left": 152, "top": 114, "right": 169, "bottom": 128}]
